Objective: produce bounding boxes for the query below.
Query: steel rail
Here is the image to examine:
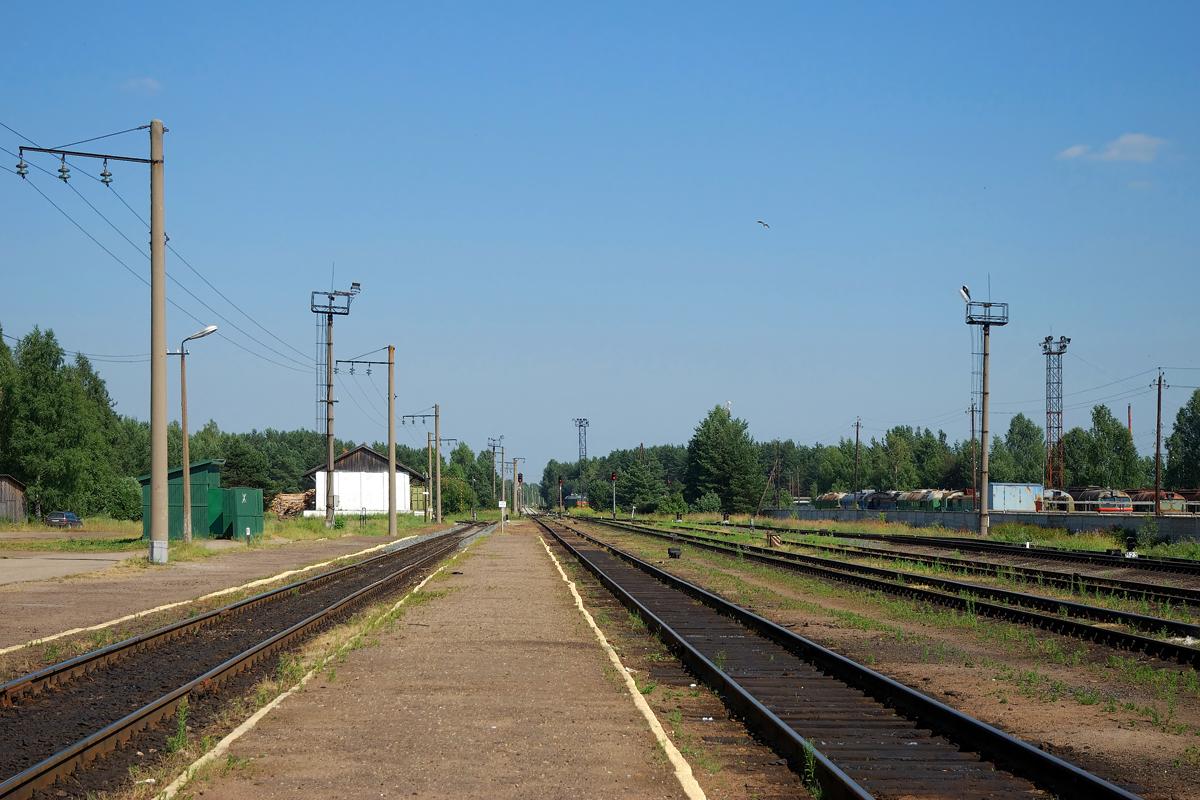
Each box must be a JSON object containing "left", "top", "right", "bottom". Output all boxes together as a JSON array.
[
  {"left": 705, "top": 519, "right": 1200, "bottom": 576},
  {"left": 667, "top": 520, "right": 1200, "bottom": 606},
  {"left": 589, "top": 517, "right": 1200, "bottom": 666},
  {"left": 0, "top": 527, "right": 478, "bottom": 800},
  {"left": 662, "top": 520, "right": 1200, "bottom": 606},
  {"left": 0, "top": 530, "right": 467, "bottom": 707},
  {"left": 539, "top": 516, "right": 1139, "bottom": 800},
  {"left": 655, "top": 520, "right": 1200, "bottom": 611}
]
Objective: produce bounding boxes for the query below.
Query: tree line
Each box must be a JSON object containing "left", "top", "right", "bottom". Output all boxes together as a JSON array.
[
  {"left": 0, "top": 326, "right": 511, "bottom": 519},
  {"left": 540, "top": 399, "right": 1200, "bottom": 515}
]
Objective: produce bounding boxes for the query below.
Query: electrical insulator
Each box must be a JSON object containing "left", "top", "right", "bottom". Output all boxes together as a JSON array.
[
  {"left": 100, "top": 160, "right": 113, "bottom": 186},
  {"left": 57, "top": 156, "right": 70, "bottom": 182},
  {"left": 15, "top": 158, "right": 28, "bottom": 178}
]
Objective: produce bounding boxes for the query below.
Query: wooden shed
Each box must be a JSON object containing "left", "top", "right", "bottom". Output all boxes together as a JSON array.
[{"left": 0, "top": 475, "right": 27, "bottom": 523}]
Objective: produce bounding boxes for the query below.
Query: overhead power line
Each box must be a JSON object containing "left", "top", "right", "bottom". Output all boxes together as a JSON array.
[
  {"left": 6, "top": 145, "right": 311, "bottom": 369},
  {"left": 1, "top": 330, "right": 150, "bottom": 363},
  {"left": 51, "top": 125, "right": 149, "bottom": 150},
  {"left": 7, "top": 170, "right": 308, "bottom": 374}
]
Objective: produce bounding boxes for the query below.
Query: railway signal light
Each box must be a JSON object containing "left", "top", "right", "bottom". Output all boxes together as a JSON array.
[{"left": 611, "top": 471, "right": 617, "bottom": 482}]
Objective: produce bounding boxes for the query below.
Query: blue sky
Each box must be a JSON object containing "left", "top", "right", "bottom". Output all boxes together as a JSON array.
[{"left": 2, "top": 2, "right": 1197, "bottom": 477}]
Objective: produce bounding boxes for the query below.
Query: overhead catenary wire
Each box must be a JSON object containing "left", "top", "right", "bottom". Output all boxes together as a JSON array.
[
  {"left": 9, "top": 171, "right": 308, "bottom": 374},
  {"left": 5, "top": 125, "right": 312, "bottom": 365},
  {"left": 51, "top": 125, "right": 149, "bottom": 150},
  {"left": 4, "top": 148, "right": 310, "bottom": 372},
  {"left": 53, "top": 174, "right": 311, "bottom": 370}
]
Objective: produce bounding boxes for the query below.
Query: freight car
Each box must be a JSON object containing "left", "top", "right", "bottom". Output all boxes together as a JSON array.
[
  {"left": 1072, "top": 488, "right": 1133, "bottom": 514},
  {"left": 1129, "top": 490, "right": 1188, "bottom": 514}
]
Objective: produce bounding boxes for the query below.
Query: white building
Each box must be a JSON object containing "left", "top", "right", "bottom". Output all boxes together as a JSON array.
[{"left": 303, "top": 445, "right": 427, "bottom": 517}]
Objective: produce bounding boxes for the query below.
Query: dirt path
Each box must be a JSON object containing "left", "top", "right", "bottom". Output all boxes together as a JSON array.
[
  {"left": 192, "top": 522, "right": 685, "bottom": 800},
  {"left": 0, "top": 534, "right": 420, "bottom": 648}
]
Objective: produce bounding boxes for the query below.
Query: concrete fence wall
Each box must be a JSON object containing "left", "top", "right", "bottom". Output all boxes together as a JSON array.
[{"left": 762, "top": 508, "right": 1200, "bottom": 542}]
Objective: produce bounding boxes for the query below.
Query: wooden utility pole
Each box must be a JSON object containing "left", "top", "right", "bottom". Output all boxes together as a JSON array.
[
  {"left": 387, "top": 345, "right": 396, "bottom": 536},
  {"left": 1155, "top": 370, "right": 1165, "bottom": 517}
]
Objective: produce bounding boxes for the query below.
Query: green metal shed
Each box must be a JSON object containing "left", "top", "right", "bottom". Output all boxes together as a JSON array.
[
  {"left": 223, "top": 487, "right": 264, "bottom": 540},
  {"left": 138, "top": 460, "right": 226, "bottom": 540}
]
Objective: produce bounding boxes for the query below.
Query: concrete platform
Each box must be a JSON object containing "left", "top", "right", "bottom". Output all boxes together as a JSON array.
[
  {"left": 0, "top": 551, "right": 134, "bottom": 585},
  {"left": 192, "top": 522, "right": 685, "bottom": 799},
  {"left": 0, "top": 534, "right": 436, "bottom": 649}
]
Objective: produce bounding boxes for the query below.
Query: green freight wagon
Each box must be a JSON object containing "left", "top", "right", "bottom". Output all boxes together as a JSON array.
[
  {"left": 223, "top": 487, "right": 264, "bottom": 540},
  {"left": 138, "top": 460, "right": 226, "bottom": 540}
]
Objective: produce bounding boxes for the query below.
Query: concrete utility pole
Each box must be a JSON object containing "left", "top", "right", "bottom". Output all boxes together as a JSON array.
[
  {"left": 488, "top": 437, "right": 503, "bottom": 502},
  {"left": 499, "top": 444, "right": 505, "bottom": 519},
  {"left": 1155, "top": 370, "right": 1166, "bottom": 517},
  {"left": 611, "top": 471, "right": 617, "bottom": 519},
  {"left": 388, "top": 345, "right": 396, "bottom": 536},
  {"left": 174, "top": 325, "right": 218, "bottom": 543},
  {"left": 309, "top": 283, "right": 360, "bottom": 528},
  {"left": 18, "top": 122, "right": 166, "bottom": 559},
  {"left": 434, "top": 404, "right": 442, "bottom": 523},
  {"left": 963, "top": 288, "right": 1008, "bottom": 537},
  {"left": 511, "top": 457, "right": 524, "bottom": 517},
  {"left": 149, "top": 120, "right": 167, "bottom": 562},
  {"left": 426, "top": 432, "right": 433, "bottom": 522}
]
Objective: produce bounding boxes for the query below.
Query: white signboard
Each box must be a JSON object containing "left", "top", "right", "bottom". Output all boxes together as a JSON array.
[{"left": 498, "top": 500, "right": 507, "bottom": 508}]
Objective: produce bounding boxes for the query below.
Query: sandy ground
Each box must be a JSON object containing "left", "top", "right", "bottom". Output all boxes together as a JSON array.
[
  {"left": 192, "top": 523, "right": 684, "bottom": 800},
  {"left": 0, "top": 534, "right": 423, "bottom": 648}
]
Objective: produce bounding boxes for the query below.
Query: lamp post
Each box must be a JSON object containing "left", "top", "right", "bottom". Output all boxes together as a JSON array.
[
  {"left": 961, "top": 286, "right": 1008, "bottom": 537},
  {"left": 172, "top": 324, "right": 218, "bottom": 544}
]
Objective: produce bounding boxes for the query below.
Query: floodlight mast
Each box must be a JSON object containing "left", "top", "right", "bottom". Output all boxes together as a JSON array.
[{"left": 963, "top": 294, "right": 1008, "bottom": 538}]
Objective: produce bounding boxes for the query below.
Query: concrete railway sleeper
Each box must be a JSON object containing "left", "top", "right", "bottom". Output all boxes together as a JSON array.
[
  {"left": 535, "top": 515, "right": 1138, "bottom": 800},
  {"left": 592, "top": 518, "right": 1200, "bottom": 666},
  {"left": 0, "top": 524, "right": 483, "bottom": 800}
]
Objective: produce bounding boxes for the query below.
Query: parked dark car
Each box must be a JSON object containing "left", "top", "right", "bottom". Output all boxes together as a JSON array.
[{"left": 45, "top": 511, "right": 84, "bottom": 529}]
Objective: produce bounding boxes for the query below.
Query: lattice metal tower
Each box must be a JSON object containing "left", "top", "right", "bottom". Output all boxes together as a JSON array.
[
  {"left": 1041, "top": 335, "right": 1070, "bottom": 489},
  {"left": 573, "top": 418, "right": 589, "bottom": 500}
]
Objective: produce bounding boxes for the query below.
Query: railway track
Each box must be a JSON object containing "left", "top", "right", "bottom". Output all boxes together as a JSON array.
[
  {"left": 0, "top": 524, "right": 484, "bottom": 800},
  {"left": 707, "top": 519, "right": 1200, "bottom": 577},
  {"left": 535, "top": 515, "right": 1138, "bottom": 800},
  {"left": 587, "top": 517, "right": 1200, "bottom": 666},
  {"left": 693, "top": 526, "right": 1200, "bottom": 608}
]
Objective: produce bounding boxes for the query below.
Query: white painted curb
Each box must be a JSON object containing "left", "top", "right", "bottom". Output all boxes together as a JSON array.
[{"left": 538, "top": 535, "right": 707, "bottom": 800}]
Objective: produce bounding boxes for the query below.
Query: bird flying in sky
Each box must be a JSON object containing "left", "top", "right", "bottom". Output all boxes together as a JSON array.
[{"left": 757, "top": 220, "right": 769, "bottom": 229}]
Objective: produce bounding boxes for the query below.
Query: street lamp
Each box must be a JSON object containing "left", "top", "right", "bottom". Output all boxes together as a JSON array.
[
  {"left": 172, "top": 324, "right": 218, "bottom": 545},
  {"left": 961, "top": 287, "right": 1008, "bottom": 537}
]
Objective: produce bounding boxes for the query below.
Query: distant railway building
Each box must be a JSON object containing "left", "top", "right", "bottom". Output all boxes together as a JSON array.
[{"left": 303, "top": 444, "right": 426, "bottom": 517}]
